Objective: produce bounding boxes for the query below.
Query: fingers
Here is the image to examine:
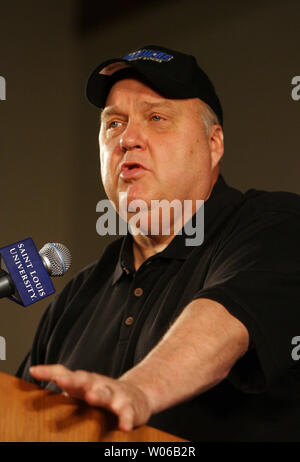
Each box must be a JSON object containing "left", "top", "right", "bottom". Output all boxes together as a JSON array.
[
  {"left": 30, "top": 364, "right": 70, "bottom": 381},
  {"left": 29, "top": 364, "right": 150, "bottom": 432},
  {"left": 84, "top": 384, "right": 113, "bottom": 406},
  {"left": 51, "top": 369, "right": 95, "bottom": 400},
  {"left": 29, "top": 364, "right": 75, "bottom": 391},
  {"left": 30, "top": 365, "right": 105, "bottom": 401},
  {"left": 30, "top": 365, "right": 122, "bottom": 410},
  {"left": 117, "top": 404, "right": 135, "bottom": 432},
  {"left": 89, "top": 386, "right": 135, "bottom": 431}
]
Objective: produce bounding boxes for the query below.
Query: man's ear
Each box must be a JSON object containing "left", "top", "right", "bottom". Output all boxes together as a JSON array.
[{"left": 209, "top": 125, "right": 224, "bottom": 170}]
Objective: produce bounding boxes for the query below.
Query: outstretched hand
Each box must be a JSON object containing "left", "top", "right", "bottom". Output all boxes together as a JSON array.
[{"left": 29, "top": 364, "right": 152, "bottom": 432}]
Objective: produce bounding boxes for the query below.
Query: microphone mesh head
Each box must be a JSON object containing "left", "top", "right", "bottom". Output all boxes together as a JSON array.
[{"left": 39, "top": 243, "right": 72, "bottom": 276}]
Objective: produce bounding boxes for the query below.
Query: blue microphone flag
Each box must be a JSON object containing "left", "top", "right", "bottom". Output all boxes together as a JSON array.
[{"left": 0, "top": 237, "right": 55, "bottom": 306}]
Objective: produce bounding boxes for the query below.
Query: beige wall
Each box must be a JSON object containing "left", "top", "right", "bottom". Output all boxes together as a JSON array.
[{"left": 0, "top": 0, "right": 299, "bottom": 374}]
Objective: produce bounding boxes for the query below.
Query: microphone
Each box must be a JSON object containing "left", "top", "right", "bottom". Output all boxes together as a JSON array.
[
  {"left": 39, "top": 242, "right": 72, "bottom": 277},
  {"left": 0, "top": 239, "right": 72, "bottom": 306}
]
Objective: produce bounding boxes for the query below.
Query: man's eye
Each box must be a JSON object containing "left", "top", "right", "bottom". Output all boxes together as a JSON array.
[
  {"left": 151, "top": 115, "right": 163, "bottom": 122},
  {"left": 108, "top": 121, "right": 121, "bottom": 129}
]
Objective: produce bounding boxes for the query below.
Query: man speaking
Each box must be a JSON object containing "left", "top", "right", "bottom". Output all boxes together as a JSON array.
[{"left": 17, "top": 45, "right": 300, "bottom": 442}]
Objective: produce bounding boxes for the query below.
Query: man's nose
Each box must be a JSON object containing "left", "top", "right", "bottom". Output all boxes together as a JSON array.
[{"left": 119, "top": 121, "right": 146, "bottom": 153}]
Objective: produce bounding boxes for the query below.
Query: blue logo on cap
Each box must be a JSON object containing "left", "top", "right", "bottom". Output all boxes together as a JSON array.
[{"left": 124, "top": 49, "right": 173, "bottom": 63}]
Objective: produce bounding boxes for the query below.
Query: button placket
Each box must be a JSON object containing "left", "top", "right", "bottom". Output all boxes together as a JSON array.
[{"left": 122, "top": 287, "right": 144, "bottom": 328}]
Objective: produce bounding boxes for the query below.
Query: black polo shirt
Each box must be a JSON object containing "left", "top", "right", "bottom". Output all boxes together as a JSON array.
[{"left": 17, "top": 175, "right": 300, "bottom": 442}]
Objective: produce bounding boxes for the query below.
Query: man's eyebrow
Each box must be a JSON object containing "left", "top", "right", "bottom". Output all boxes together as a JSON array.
[
  {"left": 100, "top": 101, "right": 179, "bottom": 122},
  {"left": 100, "top": 107, "right": 126, "bottom": 125},
  {"left": 101, "top": 106, "right": 123, "bottom": 119}
]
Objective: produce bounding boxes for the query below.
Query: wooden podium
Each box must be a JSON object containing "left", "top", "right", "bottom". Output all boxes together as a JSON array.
[{"left": 0, "top": 371, "right": 186, "bottom": 442}]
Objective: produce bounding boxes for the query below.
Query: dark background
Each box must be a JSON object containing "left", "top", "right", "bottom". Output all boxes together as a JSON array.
[{"left": 0, "top": 0, "right": 299, "bottom": 374}]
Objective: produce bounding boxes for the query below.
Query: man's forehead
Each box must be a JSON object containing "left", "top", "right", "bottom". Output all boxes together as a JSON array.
[{"left": 102, "top": 79, "right": 202, "bottom": 116}]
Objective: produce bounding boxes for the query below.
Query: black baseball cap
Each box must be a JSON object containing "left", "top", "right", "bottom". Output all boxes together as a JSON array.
[{"left": 86, "top": 45, "right": 223, "bottom": 125}]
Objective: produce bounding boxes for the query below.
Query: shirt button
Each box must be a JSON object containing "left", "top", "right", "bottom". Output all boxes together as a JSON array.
[
  {"left": 134, "top": 287, "right": 143, "bottom": 297},
  {"left": 125, "top": 316, "right": 134, "bottom": 326}
]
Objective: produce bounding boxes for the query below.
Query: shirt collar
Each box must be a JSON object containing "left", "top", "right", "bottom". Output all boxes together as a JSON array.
[{"left": 112, "top": 174, "right": 243, "bottom": 285}]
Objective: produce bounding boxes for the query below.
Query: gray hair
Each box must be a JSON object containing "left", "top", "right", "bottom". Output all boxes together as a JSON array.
[{"left": 199, "top": 101, "right": 221, "bottom": 135}]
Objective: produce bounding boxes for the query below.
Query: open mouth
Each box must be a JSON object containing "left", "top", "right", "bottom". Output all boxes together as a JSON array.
[
  {"left": 120, "top": 162, "right": 148, "bottom": 179},
  {"left": 126, "top": 163, "right": 141, "bottom": 171}
]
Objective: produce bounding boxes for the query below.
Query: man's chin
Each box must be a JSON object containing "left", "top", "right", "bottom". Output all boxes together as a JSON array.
[{"left": 119, "top": 188, "right": 151, "bottom": 208}]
